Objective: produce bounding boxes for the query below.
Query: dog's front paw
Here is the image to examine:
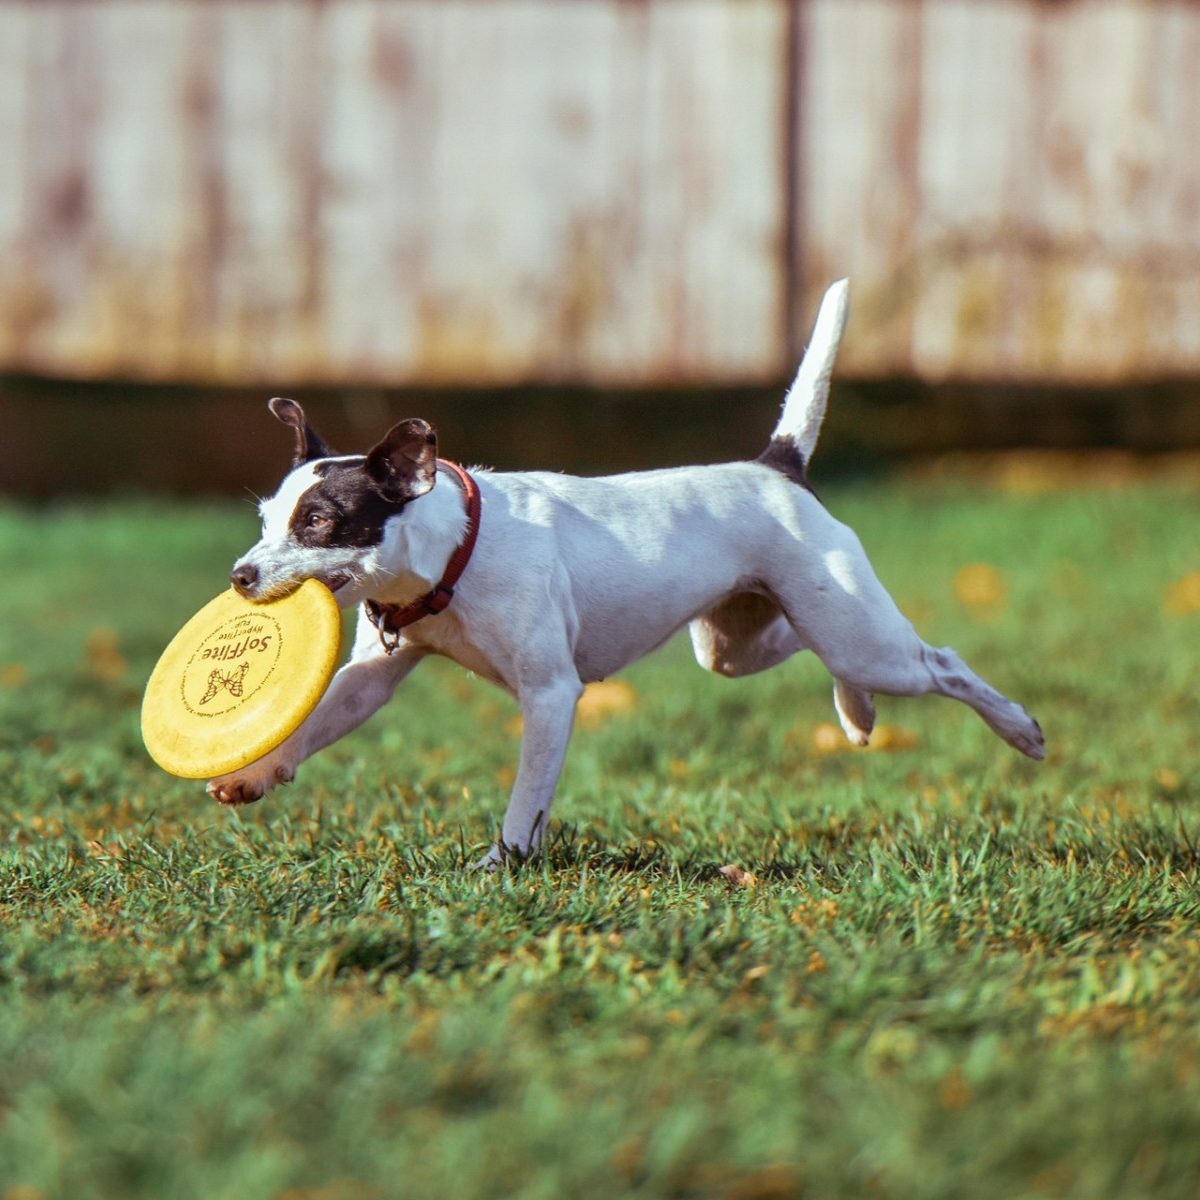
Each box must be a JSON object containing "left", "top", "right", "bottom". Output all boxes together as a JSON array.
[
  {"left": 472, "top": 840, "right": 536, "bottom": 872},
  {"left": 472, "top": 847, "right": 503, "bottom": 873},
  {"left": 207, "top": 758, "right": 295, "bottom": 807}
]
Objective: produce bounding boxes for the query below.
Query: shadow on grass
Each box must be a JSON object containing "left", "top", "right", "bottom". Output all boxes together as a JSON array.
[{"left": 524, "top": 808, "right": 1200, "bottom": 882}]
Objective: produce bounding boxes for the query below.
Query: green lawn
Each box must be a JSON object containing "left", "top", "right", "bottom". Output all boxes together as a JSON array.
[{"left": 2, "top": 476, "right": 1199, "bottom": 1200}]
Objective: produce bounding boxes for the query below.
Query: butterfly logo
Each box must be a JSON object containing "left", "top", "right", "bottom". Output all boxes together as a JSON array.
[{"left": 198, "top": 660, "right": 250, "bottom": 706}]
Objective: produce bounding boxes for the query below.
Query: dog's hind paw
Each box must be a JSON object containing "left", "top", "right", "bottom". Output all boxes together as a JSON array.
[
  {"left": 1009, "top": 715, "right": 1045, "bottom": 761},
  {"left": 988, "top": 705, "right": 1045, "bottom": 761}
]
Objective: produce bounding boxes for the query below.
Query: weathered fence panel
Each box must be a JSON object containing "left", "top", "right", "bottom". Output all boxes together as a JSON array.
[
  {"left": 0, "top": 0, "right": 786, "bottom": 385},
  {"left": 802, "top": 0, "right": 1200, "bottom": 384},
  {"left": 0, "top": 0, "right": 1197, "bottom": 386}
]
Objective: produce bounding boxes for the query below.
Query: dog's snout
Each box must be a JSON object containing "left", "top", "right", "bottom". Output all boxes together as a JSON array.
[{"left": 231, "top": 563, "right": 260, "bottom": 596}]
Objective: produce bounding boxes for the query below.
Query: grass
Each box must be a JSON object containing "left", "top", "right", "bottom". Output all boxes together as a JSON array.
[{"left": 2, "top": 473, "right": 1200, "bottom": 1199}]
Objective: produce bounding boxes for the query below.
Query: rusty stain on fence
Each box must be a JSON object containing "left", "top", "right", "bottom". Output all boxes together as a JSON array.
[{"left": 0, "top": 0, "right": 1197, "bottom": 387}]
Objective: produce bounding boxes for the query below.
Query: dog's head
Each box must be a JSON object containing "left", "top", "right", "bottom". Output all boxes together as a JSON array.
[{"left": 230, "top": 398, "right": 450, "bottom": 606}]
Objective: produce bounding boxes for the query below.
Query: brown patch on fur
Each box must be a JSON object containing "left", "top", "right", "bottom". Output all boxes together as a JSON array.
[
  {"left": 289, "top": 459, "right": 407, "bottom": 548},
  {"left": 691, "top": 590, "right": 789, "bottom": 678}
]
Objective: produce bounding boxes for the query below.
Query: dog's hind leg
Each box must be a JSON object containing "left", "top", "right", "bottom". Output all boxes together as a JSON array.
[
  {"left": 916, "top": 643, "right": 1044, "bottom": 759},
  {"left": 815, "top": 628, "right": 1043, "bottom": 759},
  {"left": 773, "top": 529, "right": 1043, "bottom": 759}
]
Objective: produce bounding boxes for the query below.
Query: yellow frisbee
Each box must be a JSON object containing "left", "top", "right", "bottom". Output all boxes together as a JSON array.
[{"left": 141, "top": 580, "right": 342, "bottom": 780}]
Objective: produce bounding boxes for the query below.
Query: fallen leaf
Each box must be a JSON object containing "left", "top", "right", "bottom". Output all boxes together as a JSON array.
[
  {"left": 811, "top": 722, "right": 917, "bottom": 753},
  {"left": 726, "top": 1163, "right": 804, "bottom": 1200},
  {"left": 812, "top": 722, "right": 847, "bottom": 753},
  {"left": 740, "top": 964, "right": 770, "bottom": 988},
  {"left": 1164, "top": 571, "right": 1200, "bottom": 616},
  {"left": 85, "top": 627, "right": 127, "bottom": 681},
  {"left": 0, "top": 663, "right": 27, "bottom": 688},
  {"left": 612, "top": 1134, "right": 646, "bottom": 1184},
  {"left": 868, "top": 724, "right": 920, "bottom": 752},
  {"left": 1155, "top": 767, "right": 1182, "bottom": 792},
  {"left": 953, "top": 563, "right": 1007, "bottom": 616},
  {"left": 575, "top": 679, "right": 638, "bottom": 729},
  {"left": 718, "top": 863, "right": 757, "bottom": 887},
  {"left": 938, "top": 1067, "right": 972, "bottom": 1111},
  {"left": 4, "top": 1186, "right": 47, "bottom": 1200}
]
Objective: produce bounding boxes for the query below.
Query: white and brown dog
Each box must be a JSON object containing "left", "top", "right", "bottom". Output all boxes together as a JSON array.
[{"left": 208, "top": 281, "right": 1043, "bottom": 865}]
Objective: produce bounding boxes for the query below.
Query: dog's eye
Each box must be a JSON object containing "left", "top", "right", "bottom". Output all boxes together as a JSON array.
[{"left": 306, "top": 513, "right": 332, "bottom": 530}]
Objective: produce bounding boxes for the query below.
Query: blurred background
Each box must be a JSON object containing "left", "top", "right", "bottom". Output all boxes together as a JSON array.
[{"left": 1, "top": 0, "right": 1198, "bottom": 498}]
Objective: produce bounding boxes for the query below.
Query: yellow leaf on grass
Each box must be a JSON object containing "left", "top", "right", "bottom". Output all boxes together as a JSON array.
[
  {"left": 504, "top": 682, "right": 638, "bottom": 735},
  {"left": 811, "top": 721, "right": 918, "bottom": 753},
  {"left": 275, "top": 1184, "right": 381, "bottom": 1200},
  {"left": 938, "top": 1067, "right": 973, "bottom": 1111},
  {"left": 667, "top": 757, "right": 692, "bottom": 780},
  {"left": 725, "top": 1164, "right": 803, "bottom": 1200},
  {"left": 1155, "top": 767, "right": 1182, "bottom": 792},
  {"left": 5, "top": 1187, "right": 47, "bottom": 1200},
  {"left": 1164, "top": 571, "right": 1200, "bottom": 616},
  {"left": 85, "top": 627, "right": 127, "bottom": 682},
  {"left": 575, "top": 679, "right": 638, "bottom": 729},
  {"left": 954, "top": 563, "right": 1007, "bottom": 616},
  {"left": 812, "top": 722, "right": 847, "bottom": 753},
  {"left": 869, "top": 724, "right": 921, "bottom": 752},
  {"left": 0, "top": 664, "right": 27, "bottom": 688}
]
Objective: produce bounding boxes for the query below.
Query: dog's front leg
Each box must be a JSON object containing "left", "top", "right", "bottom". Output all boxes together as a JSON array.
[
  {"left": 207, "top": 624, "right": 424, "bottom": 807},
  {"left": 480, "top": 674, "right": 583, "bottom": 868}
]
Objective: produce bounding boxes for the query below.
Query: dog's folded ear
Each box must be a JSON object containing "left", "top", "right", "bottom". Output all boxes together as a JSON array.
[
  {"left": 269, "top": 397, "right": 337, "bottom": 466},
  {"left": 365, "top": 418, "right": 438, "bottom": 503}
]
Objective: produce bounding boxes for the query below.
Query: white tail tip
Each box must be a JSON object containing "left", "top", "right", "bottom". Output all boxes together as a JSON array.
[{"left": 772, "top": 279, "right": 850, "bottom": 462}]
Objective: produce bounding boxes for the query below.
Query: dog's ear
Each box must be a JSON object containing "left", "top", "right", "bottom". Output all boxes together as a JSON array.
[
  {"left": 268, "top": 397, "right": 336, "bottom": 466},
  {"left": 365, "top": 418, "right": 438, "bottom": 503}
]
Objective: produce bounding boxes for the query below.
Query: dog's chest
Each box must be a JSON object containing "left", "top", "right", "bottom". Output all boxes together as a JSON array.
[{"left": 402, "top": 617, "right": 514, "bottom": 694}]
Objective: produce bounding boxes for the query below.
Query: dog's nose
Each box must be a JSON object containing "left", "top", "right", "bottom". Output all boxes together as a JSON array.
[{"left": 231, "top": 563, "right": 259, "bottom": 596}]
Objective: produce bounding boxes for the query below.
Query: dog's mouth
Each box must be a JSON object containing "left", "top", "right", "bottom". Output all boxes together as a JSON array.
[{"left": 323, "top": 572, "right": 352, "bottom": 594}]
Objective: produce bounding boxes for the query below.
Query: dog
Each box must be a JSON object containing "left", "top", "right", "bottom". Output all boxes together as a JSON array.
[{"left": 207, "top": 280, "right": 1044, "bottom": 865}]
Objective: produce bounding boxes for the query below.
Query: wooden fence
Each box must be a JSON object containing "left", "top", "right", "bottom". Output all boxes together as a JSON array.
[{"left": 0, "top": 0, "right": 1196, "bottom": 387}]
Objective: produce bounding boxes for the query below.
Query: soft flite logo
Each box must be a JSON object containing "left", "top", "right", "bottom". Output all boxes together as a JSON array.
[
  {"left": 179, "top": 612, "right": 283, "bottom": 718},
  {"left": 199, "top": 636, "right": 273, "bottom": 661}
]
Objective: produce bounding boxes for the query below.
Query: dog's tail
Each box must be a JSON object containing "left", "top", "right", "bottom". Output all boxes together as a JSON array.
[{"left": 764, "top": 279, "right": 849, "bottom": 470}]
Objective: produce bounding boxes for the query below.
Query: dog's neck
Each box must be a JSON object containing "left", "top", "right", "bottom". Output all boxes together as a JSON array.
[{"left": 365, "top": 461, "right": 477, "bottom": 612}]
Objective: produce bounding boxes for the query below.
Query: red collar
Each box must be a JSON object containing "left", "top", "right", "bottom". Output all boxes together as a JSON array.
[{"left": 365, "top": 459, "right": 481, "bottom": 649}]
